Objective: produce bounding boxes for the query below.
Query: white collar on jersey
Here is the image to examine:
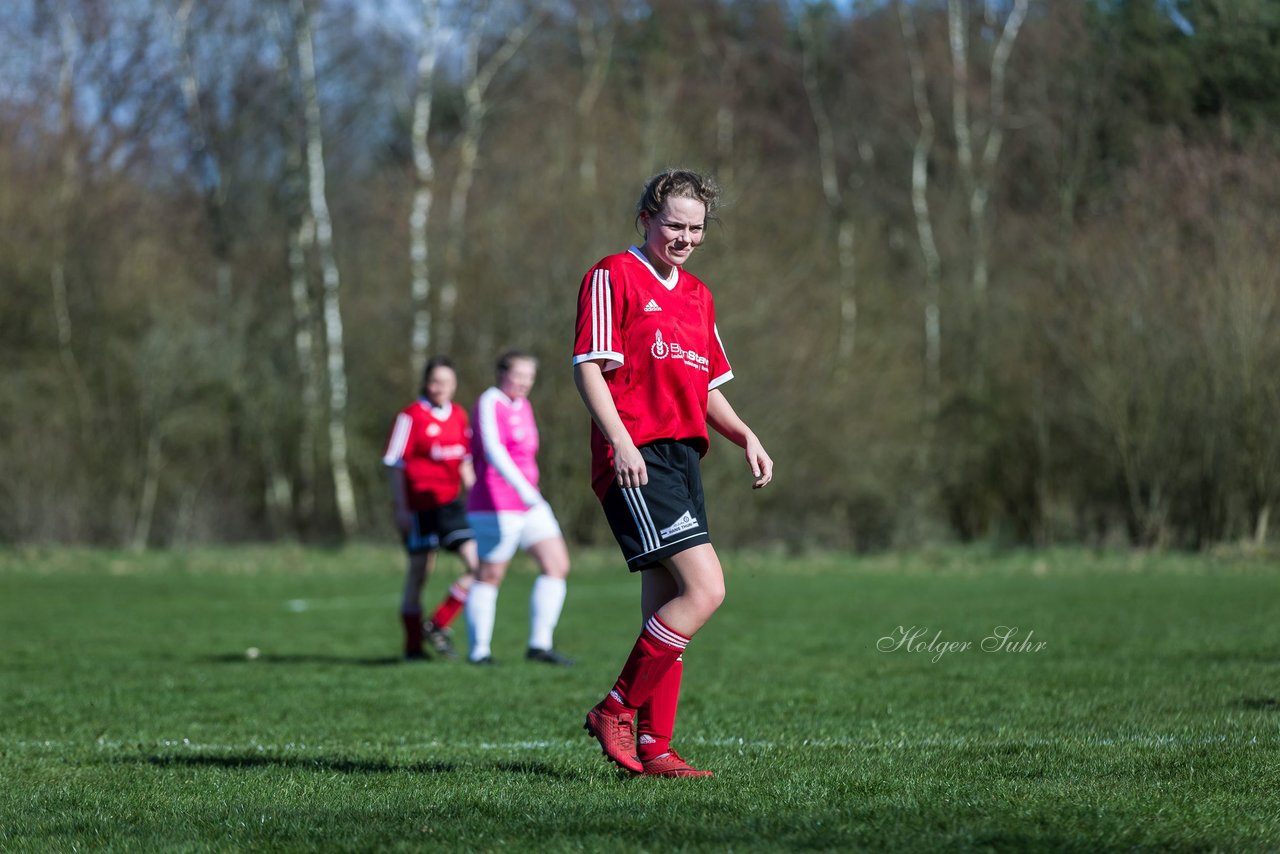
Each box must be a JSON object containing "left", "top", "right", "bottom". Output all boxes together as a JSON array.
[
  {"left": 628, "top": 246, "right": 680, "bottom": 291},
  {"left": 417, "top": 398, "right": 453, "bottom": 420}
]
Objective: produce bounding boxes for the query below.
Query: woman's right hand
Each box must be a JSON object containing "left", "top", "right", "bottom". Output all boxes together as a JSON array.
[{"left": 612, "top": 439, "right": 648, "bottom": 489}]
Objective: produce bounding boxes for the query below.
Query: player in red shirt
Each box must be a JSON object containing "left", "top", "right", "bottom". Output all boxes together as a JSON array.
[
  {"left": 382, "top": 356, "right": 479, "bottom": 660},
  {"left": 572, "top": 169, "right": 773, "bottom": 776}
]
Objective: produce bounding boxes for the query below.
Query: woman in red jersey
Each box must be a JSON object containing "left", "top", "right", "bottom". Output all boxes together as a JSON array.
[
  {"left": 382, "top": 356, "right": 479, "bottom": 660},
  {"left": 572, "top": 169, "right": 773, "bottom": 777}
]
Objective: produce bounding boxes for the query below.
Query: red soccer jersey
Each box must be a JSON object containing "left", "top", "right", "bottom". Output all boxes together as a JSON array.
[
  {"left": 382, "top": 400, "right": 472, "bottom": 509},
  {"left": 572, "top": 247, "right": 733, "bottom": 499}
]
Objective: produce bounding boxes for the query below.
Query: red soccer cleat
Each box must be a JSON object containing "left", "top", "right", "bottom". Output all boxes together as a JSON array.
[
  {"left": 640, "top": 750, "right": 714, "bottom": 778},
  {"left": 584, "top": 702, "right": 642, "bottom": 773}
]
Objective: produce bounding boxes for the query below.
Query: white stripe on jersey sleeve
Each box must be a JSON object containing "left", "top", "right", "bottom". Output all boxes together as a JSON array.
[
  {"left": 382, "top": 412, "right": 413, "bottom": 467},
  {"left": 603, "top": 269, "right": 613, "bottom": 351},
  {"left": 574, "top": 267, "right": 623, "bottom": 371},
  {"left": 593, "top": 269, "right": 613, "bottom": 352},
  {"left": 591, "top": 269, "right": 602, "bottom": 353}
]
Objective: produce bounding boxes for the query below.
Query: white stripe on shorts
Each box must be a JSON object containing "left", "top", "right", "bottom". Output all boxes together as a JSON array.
[{"left": 621, "top": 486, "right": 660, "bottom": 553}]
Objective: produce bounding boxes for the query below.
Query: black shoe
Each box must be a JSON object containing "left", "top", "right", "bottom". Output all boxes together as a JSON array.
[
  {"left": 469, "top": 655, "right": 497, "bottom": 666},
  {"left": 403, "top": 649, "right": 429, "bottom": 662},
  {"left": 526, "top": 647, "right": 575, "bottom": 666},
  {"left": 424, "top": 622, "right": 458, "bottom": 660}
]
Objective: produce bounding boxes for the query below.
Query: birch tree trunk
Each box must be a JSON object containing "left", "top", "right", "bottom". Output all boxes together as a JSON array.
[
  {"left": 799, "top": 13, "right": 857, "bottom": 369},
  {"left": 130, "top": 432, "right": 162, "bottom": 551},
  {"left": 898, "top": 1, "right": 943, "bottom": 391},
  {"left": 286, "top": 148, "right": 319, "bottom": 522},
  {"left": 270, "top": 5, "right": 319, "bottom": 526},
  {"left": 168, "top": 0, "right": 232, "bottom": 303},
  {"left": 437, "top": 8, "right": 538, "bottom": 352},
  {"left": 409, "top": 0, "right": 440, "bottom": 374},
  {"left": 574, "top": 6, "right": 614, "bottom": 196},
  {"left": 691, "top": 11, "right": 736, "bottom": 187},
  {"left": 52, "top": 6, "right": 92, "bottom": 435},
  {"left": 947, "top": 0, "right": 1029, "bottom": 312},
  {"left": 293, "top": 0, "right": 358, "bottom": 536}
]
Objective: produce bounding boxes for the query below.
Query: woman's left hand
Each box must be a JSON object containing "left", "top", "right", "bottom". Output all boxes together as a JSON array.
[{"left": 745, "top": 435, "right": 773, "bottom": 489}]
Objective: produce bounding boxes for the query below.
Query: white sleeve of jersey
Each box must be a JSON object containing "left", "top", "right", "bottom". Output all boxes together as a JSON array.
[
  {"left": 382, "top": 412, "right": 412, "bottom": 467},
  {"left": 477, "top": 389, "right": 541, "bottom": 506}
]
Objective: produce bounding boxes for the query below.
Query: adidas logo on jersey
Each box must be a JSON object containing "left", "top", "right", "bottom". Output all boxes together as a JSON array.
[
  {"left": 660, "top": 511, "right": 700, "bottom": 539},
  {"left": 644, "top": 299, "right": 662, "bottom": 312}
]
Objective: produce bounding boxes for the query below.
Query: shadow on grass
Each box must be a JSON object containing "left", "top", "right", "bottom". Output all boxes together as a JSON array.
[
  {"left": 134, "top": 754, "right": 458, "bottom": 774},
  {"left": 1239, "top": 697, "right": 1280, "bottom": 711},
  {"left": 201, "top": 653, "right": 405, "bottom": 667},
  {"left": 119, "top": 754, "right": 585, "bottom": 780}
]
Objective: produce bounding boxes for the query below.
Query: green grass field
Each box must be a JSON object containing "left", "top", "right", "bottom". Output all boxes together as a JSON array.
[{"left": 2, "top": 545, "right": 1279, "bottom": 851}]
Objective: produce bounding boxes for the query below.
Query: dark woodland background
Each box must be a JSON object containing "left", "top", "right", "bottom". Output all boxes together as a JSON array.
[{"left": 3, "top": 0, "right": 1277, "bottom": 551}]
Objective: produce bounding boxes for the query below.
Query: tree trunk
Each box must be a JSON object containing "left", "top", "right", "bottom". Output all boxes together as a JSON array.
[
  {"left": 898, "top": 1, "right": 943, "bottom": 392},
  {"left": 168, "top": 0, "right": 233, "bottom": 304},
  {"left": 52, "top": 7, "right": 92, "bottom": 435},
  {"left": 410, "top": 0, "right": 440, "bottom": 374},
  {"left": 691, "top": 10, "right": 736, "bottom": 187},
  {"left": 799, "top": 12, "right": 857, "bottom": 370},
  {"left": 437, "top": 10, "right": 537, "bottom": 352},
  {"left": 272, "top": 5, "right": 319, "bottom": 527},
  {"left": 286, "top": 200, "right": 319, "bottom": 523},
  {"left": 574, "top": 7, "right": 614, "bottom": 196},
  {"left": 294, "top": 0, "right": 358, "bottom": 536},
  {"left": 948, "top": 0, "right": 1028, "bottom": 374},
  {"left": 130, "top": 432, "right": 162, "bottom": 552}
]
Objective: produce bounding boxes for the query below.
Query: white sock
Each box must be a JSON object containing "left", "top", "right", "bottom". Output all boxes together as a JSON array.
[
  {"left": 466, "top": 581, "right": 499, "bottom": 661},
  {"left": 528, "top": 575, "right": 567, "bottom": 651}
]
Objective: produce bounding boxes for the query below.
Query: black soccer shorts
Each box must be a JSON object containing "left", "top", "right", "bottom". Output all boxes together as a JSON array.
[
  {"left": 601, "top": 439, "right": 712, "bottom": 571},
  {"left": 404, "top": 498, "right": 474, "bottom": 554}
]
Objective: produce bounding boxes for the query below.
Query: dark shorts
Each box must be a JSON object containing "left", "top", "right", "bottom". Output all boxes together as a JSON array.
[
  {"left": 600, "top": 440, "right": 711, "bottom": 571},
  {"left": 404, "top": 498, "right": 474, "bottom": 555}
]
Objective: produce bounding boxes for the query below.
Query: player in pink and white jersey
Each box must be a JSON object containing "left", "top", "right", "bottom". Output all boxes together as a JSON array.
[
  {"left": 464, "top": 350, "right": 574, "bottom": 666},
  {"left": 573, "top": 169, "right": 773, "bottom": 777},
  {"left": 382, "top": 356, "right": 478, "bottom": 660}
]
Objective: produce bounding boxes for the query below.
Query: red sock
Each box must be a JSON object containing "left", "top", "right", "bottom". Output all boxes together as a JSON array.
[
  {"left": 400, "top": 610, "right": 424, "bottom": 656},
  {"left": 637, "top": 655, "right": 682, "bottom": 761},
  {"left": 430, "top": 583, "right": 467, "bottom": 629},
  {"left": 601, "top": 614, "right": 689, "bottom": 715}
]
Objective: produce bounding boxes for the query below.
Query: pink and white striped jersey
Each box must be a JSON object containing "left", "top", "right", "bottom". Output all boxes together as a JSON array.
[{"left": 466, "top": 386, "right": 542, "bottom": 513}]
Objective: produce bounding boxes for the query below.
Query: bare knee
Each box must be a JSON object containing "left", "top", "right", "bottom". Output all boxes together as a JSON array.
[
  {"left": 530, "top": 537, "right": 570, "bottom": 580},
  {"left": 688, "top": 578, "right": 725, "bottom": 621},
  {"left": 477, "top": 562, "right": 508, "bottom": 585}
]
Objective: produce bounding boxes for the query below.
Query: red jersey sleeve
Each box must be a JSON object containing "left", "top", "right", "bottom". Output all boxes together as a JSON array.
[{"left": 572, "top": 262, "right": 625, "bottom": 372}]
